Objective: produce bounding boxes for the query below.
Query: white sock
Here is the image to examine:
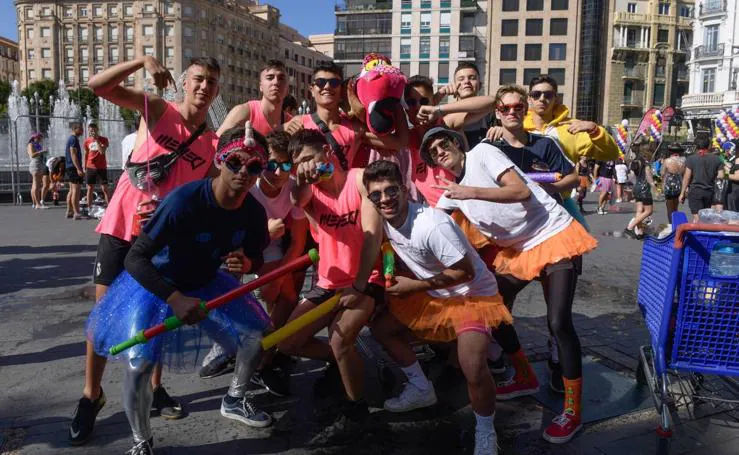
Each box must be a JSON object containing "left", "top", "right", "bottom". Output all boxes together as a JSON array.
[
  {"left": 401, "top": 361, "right": 431, "bottom": 391},
  {"left": 487, "top": 341, "right": 503, "bottom": 361},
  {"left": 475, "top": 412, "right": 496, "bottom": 435}
]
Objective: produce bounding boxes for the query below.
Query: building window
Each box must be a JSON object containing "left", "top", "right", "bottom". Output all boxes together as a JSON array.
[
  {"left": 184, "top": 26, "right": 193, "bottom": 38},
  {"left": 27, "top": 49, "right": 35, "bottom": 60},
  {"left": 64, "top": 27, "right": 73, "bottom": 42},
  {"left": 79, "top": 27, "right": 88, "bottom": 41},
  {"left": 500, "top": 68, "right": 517, "bottom": 84},
  {"left": 64, "top": 7, "right": 73, "bottom": 17},
  {"left": 525, "top": 44, "right": 541, "bottom": 60},
  {"left": 419, "top": 62, "right": 429, "bottom": 77},
  {"left": 201, "top": 30, "right": 207, "bottom": 40},
  {"left": 401, "top": 12, "right": 411, "bottom": 32},
  {"left": 548, "top": 68, "right": 565, "bottom": 85},
  {"left": 653, "top": 83, "right": 665, "bottom": 105},
  {"left": 400, "top": 38, "right": 411, "bottom": 57},
  {"left": 526, "top": 19, "right": 543, "bottom": 36},
  {"left": 81, "top": 68, "right": 89, "bottom": 83},
  {"left": 42, "top": 69, "right": 52, "bottom": 79},
  {"left": 65, "top": 68, "right": 74, "bottom": 82},
  {"left": 440, "top": 12, "right": 451, "bottom": 32},
  {"left": 93, "top": 4, "right": 103, "bottom": 17},
  {"left": 165, "top": 24, "right": 175, "bottom": 37},
  {"left": 42, "top": 7, "right": 52, "bottom": 16},
  {"left": 143, "top": 46, "right": 154, "bottom": 57},
  {"left": 461, "top": 13, "right": 475, "bottom": 33},
  {"left": 143, "top": 4, "right": 155, "bottom": 13},
  {"left": 549, "top": 43, "right": 566, "bottom": 60},
  {"left": 183, "top": 6, "right": 193, "bottom": 16},
  {"left": 184, "top": 48, "right": 193, "bottom": 59},
  {"left": 419, "top": 37, "right": 431, "bottom": 58},
  {"left": 500, "top": 44, "right": 517, "bottom": 61},
  {"left": 438, "top": 61, "right": 450, "bottom": 83},
  {"left": 401, "top": 0, "right": 412, "bottom": 9},
  {"left": 439, "top": 36, "right": 450, "bottom": 57},
  {"left": 110, "top": 26, "right": 119, "bottom": 41},
  {"left": 79, "top": 6, "right": 88, "bottom": 17},
  {"left": 704, "top": 25, "right": 719, "bottom": 51},
  {"left": 124, "top": 4, "right": 133, "bottom": 17},
  {"left": 41, "top": 48, "right": 51, "bottom": 59},
  {"left": 109, "top": 4, "right": 118, "bottom": 17},
  {"left": 165, "top": 3, "right": 175, "bottom": 15},
  {"left": 501, "top": 20, "right": 518, "bottom": 36},
  {"left": 679, "top": 6, "right": 691, "bottom": 17},
  {"left": 502, "top": 0, "right": 519, "bottom": 11},
  {"left": 28, "top": 69, "right": 36, "bottom": 81},
  {"left": 627, "top": 3, "right": 637, "bottom": 13},
  {"left": 657, "top": 28, "right": 669, "bottom": 43},
  {"left": 94, "top": 26, "right": 103, "bottom": 42},
  {"left": 400, "top": 62, "right": 411, "bottom": 76},
  {"left": 25, "top": 7, "right": 34, "bottom": 19},
  {"left": 65, "top": 47, "right": 74, "bottom": 62},
  {"left": 523, "top": 68, "right": 541, "bottom": 85},
  {"left": 143, "top": 25, "right": 154, "bottom": 36},
  {"left": 527, "top": 0, "right": 543, "bottom": 11},
  {"left": 126, "top": 47, "right": 134, "bottom": 60},
  {"left": 94, "top": 47, "right": 103, "bottom": 62},
  {"left": 80, "top": 47, "right": 89, "bottom": 63},
  {"left": 420, "top": 12, "right": 432, "bottom": 32},
  {"left": 26, "top": 28, "right": 35, "bottom": 40},
  {"left": 551, "top": 0, "right": 568, "bottom": 10},
  {"left": 166, "top": 47, "right": 175, "bottom": 58},
  {"left": 550, "top": 18, "right": 568, "bottom": 35},
  {"left": 702, "top": 68, "right": 716, "bottom": 92},
  {"left": 110, "top": 46, "right": 119, "bottom": 62},
  {"left": 658, "top": 2, "right": 669, "bottom": 15},
  {"left": 124, "top": 26, "right": 134, "bottom": 42},
  {"left": 41, "top": 27, "right": 51, "bottom": 38}
]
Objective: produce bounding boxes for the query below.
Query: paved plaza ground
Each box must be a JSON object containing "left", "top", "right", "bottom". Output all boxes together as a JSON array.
[{"left": 1, "top": 193, "right": 738, "bottom": 454}]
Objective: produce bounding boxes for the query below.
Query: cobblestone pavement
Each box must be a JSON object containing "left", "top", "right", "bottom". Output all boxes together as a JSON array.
[{"left": 1, "top": 196, "right": 738, "bottom": 455}]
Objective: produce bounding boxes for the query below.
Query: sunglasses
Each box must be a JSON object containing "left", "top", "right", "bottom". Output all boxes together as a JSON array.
[
  {"left": 368, "top": 185, "right": 401, "bottom": 205},
  {"left": 496, "top": 103, "right": 526, "bottom": 114},
  {"left": 529, "top": 90, "right": 556, "bottom": 101},
  {"left": 225, "top": 156, "right": 263, "bottom": 176},
  {"left": 406, "top": 97, "right": 430, "bottom": 107},
  {"left": 313, "top": 78, "right": 342, "bottom": 89},
  {"left": 266, "top": 159, "right": 293, "bottom": 173},
  {"left": 429, "top": 138, "right": 454, "bottom": 159}
]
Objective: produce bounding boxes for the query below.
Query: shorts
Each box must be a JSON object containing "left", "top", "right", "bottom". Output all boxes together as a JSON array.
[
  {"left": 64, "top": 167, "right": 83, "bottom": 184},
  {"left": 596, "top": 177, "right": 613, "bottom": 193},
  {"left": 688, "top": 187, "right": 713, "bottom": 214},
  {"left": 85, "top": 168, "right": 108, "bottom": 185},
  {"left": 93, "top": 234, "right": 134, "bottom": 286},
  {"left": 302, "top": 283, "right": 385, "bottom": 306},
  {"left": 635, "top": 194, "right": 654, "bottom": 206},
  {"left": 578, "top": 176, "right": 590, "bottom": 189}
]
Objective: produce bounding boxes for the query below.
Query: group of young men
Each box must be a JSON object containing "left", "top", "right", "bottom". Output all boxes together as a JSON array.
[
  {"left": 62, "top": 120, "right": 112, "bottom": 219},
  {"left": 73, "top": 53, "right": 619, "bottom": 455}
]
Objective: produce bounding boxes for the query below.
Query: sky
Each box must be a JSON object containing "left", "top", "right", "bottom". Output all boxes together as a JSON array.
[{"left": 0, "top": 1, "right": 336, "bottom": 42}]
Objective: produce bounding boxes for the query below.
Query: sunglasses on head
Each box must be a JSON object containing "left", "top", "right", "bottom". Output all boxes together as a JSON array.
[
  {"left": 529, "top": 90, "right": 556, "bottom": 101},
  {"left": 266, "top": 159, "right": 293, "bottom": 173},
  {"left": 368, "top": 185, "right": 401, "bottom": 205},
  {"left": 406, "top": 97, "right": 430, "bottom": 107},
  {"left": 313, "top": 78, "right": 342, "bottom": 89},
  {"left": 224, "top": 155, "right": 263, "bottom": 176},
  {"left": 496, "top": 103, "right": 526, "bottom": 114}
]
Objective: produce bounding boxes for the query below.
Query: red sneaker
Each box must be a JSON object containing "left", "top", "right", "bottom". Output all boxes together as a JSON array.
[
  {"left": 495, "top": 375, "right": 540, "bottom": 400},
  {"left": 543, "top": 409, "right": 582, "bottom": 444}
]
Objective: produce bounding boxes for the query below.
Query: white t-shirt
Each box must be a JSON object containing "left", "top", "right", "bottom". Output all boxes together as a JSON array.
[
  {"left": 615, "top": 163, "right": 629, "bottom": 183},
  {"left": 436, "top": 142, "right": 571, "bottom": 251},
  {"left": 249, "top": 177, "right": 305, "bottom": 262},
  {"left": 384, "top": 202, "right": 498, "bottom": 299},
  {"left": 120, "top": 132, "right": 137, "bottom": 170}
]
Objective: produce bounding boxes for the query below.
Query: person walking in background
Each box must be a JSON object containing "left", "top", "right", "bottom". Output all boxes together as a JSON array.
[
  {"left": 680, "top": 135, "right": 724, "bottom": 222},
  {"left": 614, "top": 158, "right": 629, "bottom": 203},
  {"left": 84, "top": 122, "right": 111, "bottom": 207},
  {"left": 27, "top": 132, "right": 50, "bottom": 209},
  {"left": 662, "top": 143, "right": 686, "bottom": 223},
  {"left": 120, "top": 116, "right": 140, "bottom": 171},
  {"left": 64, "top": 121, "right": 86, "bottom": 220},
  {"left": 592, "top": 160, "right": 616, "bottom": 215},
  {"left": 624, "top": 139, "right": 656, "bottom": 239},
  {"left": 724, "top": 141, "right": 739, "bottom": 212},
  {"left": 575, "top": 156, "right": 590, "bottom": 212}
]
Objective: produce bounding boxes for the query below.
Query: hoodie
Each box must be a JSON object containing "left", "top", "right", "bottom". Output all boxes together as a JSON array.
[{"left": 523, "top": 104, "right": 620, "bottom": 163}]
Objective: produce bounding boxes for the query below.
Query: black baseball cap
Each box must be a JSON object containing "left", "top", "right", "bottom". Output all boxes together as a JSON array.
[{"left": 419, "top": 126, "right": 467, "bottom": 167}]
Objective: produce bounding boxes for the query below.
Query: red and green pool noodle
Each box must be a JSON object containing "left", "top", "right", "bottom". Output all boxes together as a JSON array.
[
  {"left": 382, "top": 242, "right": 395, "bottom": 288},
  {"left": 109, "top": 248, "right": 320, "bottom": 356}
]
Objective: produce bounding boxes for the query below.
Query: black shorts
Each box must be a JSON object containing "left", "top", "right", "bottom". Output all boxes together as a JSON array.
[
  {"left": 302, "top": 283, "right": 384, "bottom": 306},
  {"left": 65, "top": 167, "right": 83, "bottom": 184},
  {"left": 93, "top": 234, "right": 134, "bottom": 286},
  {"left": 687, "top": 188, "right": 713, "bottom": 214},
  {"left": 635, "top": 195, "right": 654, "bottom": 206},
  {"left": 85, "top": 168, "right": 108, "bottom": 185}
]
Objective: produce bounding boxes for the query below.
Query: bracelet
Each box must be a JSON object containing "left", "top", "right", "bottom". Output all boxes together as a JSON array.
[{"left": 436, "top": 105, "right": 443, "bottom": 116}]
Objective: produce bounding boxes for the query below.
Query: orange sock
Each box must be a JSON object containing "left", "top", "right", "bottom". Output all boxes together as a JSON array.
[
  {"left": 563, "top": 377, "right": 582, "bottom": 418},
  {"left": 511, "top": 349, "right": 535, "bottom": 383}
]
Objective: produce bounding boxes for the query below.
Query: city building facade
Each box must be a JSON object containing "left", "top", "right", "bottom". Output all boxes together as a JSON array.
[
  {"left": 601, "top": 0, "right": 694, "bottom": 126},
  {"left": 14, "top": 1, "right": 328, "bottom": 108},
  {"left": 334, "top": 0, "right": 488, "bottom": 92},
  {"left": 308, "top": 33, "right": 335, "bottom": 58},
  {"left": 485, "top": 0, "right": 581, "bottom": 112},
  {"left": 281, "top": 25, "right": 332, "bottom": 104},
  {"left": 681, "top": 0, "right": 738, "bottom": 128},
  {"left": 0, "top": 36, "right": 20, "bottom": 83}
]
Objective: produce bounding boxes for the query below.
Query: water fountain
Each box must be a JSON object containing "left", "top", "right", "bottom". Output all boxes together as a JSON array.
[
  {"left": 97, "top": 97, "right": 128, "bottom": 169},
  {"left": 4, "top": 81, "right": 32, "bottom": 169},
  {"left": 47, "top": 80, "right": 80, "bottom": 159}
]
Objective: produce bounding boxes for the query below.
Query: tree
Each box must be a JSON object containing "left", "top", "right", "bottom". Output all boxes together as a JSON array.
[
  {"left": 21, "top": 79, "right": 58, "bottom": 117},
  {"left": 68, "top": 88, "right": 99, "bottom": 120},
  {"left": 120, "top": 107, "right": 138, "bottom": 130},
  {"left": 0, "top": 79, "right": 11, "bottom": 112}
]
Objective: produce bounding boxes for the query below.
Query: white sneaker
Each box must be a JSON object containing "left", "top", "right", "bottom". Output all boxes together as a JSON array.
[
  {"left": 616, "top": 198, "right": 622, "bottom": 203},
  {"left": 383, "top": 382, "right": 437, "bottom": 413},
  {"left": 474, "top": 430, "right": 499, "bottom": 455}
]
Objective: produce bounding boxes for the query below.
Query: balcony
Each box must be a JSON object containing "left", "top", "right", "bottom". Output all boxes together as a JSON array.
[
  {"left": 461, "top": 0, "right": 478, "bottom": 8},
  {"left": 621, "top": 95, "right": 641, "bottom": 107},
  {"left": 693, "top": 43, "right": 724, "bottom": 60},
  {"left": 622, "top": 66, "right": 644, "bottom": 79},
  {"left": 676, "top": 68, "right": 689, "bottom": 81},
  {"left": 681, "top": 91, "right": 739, "bottom": 108},
  {"left": 613, "top": 11, "right": 692, "bottom": 29},
  {"left": 335, "top": 1, "right": 392, "bottom": 12},
  {"left": 699, "top": 0, "right": 727, "bottom": 18}
]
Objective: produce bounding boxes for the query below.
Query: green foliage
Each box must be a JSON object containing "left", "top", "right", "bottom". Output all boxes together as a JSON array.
[
  {"left": 0, "top": 79, "right": 11, "bottom": 108},
  {"left": 68, "top": 88, "right": 99, "bottom": 120},
  {"left": 21, "top": 80, "right": 58, "bottom": 116},
  {"left": 119, "top": 107, "right": 138, "bottom": 129}
]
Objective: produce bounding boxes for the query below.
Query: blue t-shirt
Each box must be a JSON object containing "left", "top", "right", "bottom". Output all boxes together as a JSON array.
[
  {"left": 65, "top": 135, "right": 81, "bottom": 170},
  {"left": 143, "top": 179, "right": 269, "bottom": 291},
  {"left": 491, "top": 133, "right": 575, "bottom": 203}
]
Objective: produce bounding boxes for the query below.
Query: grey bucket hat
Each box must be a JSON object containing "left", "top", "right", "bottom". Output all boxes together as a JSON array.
[{"left": 419, "top": 126, "right": 468, "bottom": 167}]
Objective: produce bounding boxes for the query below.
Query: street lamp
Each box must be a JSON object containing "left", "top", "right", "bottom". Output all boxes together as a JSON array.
[{"left": 29, "top": 91, "right": 43, "bottom": 134}]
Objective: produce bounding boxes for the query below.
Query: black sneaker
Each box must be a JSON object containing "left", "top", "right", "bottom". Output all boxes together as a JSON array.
[
  {"left": 126, "top": 438, "right": 154, "bottom": 455},
  {"left": 69, "top": 388, "right": 106, "bottom": 445},
  {"left": 199, "top": 355, "right": 236, "bottom": 379},
  {"left": 487, "top": 355, "right": 506, "bottom": 375},
  {"left": 220, "top": 395, "right": 272, "bottom": 428},
  {"left": 314, "top": 362, "right": 342, "bottom": 398},
  {"left": 309, "top": 400, "right": 369, "bottom": 446},
  {"left": 548, "top": 359, "right": 565, "bottom": 394},
  {"left": 623, "top": 228, "right": 638, "bottom": 240},
  {"left": 152, "top": 385, "right": 183, "bottom": 420},
  {"left": 251, "top": 368, "right": 290, "bottom": 397}
]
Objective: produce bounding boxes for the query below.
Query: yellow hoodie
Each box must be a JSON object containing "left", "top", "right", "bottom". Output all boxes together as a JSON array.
[{"left": 523, "top": 104, "right": 620, "bottom": 163}]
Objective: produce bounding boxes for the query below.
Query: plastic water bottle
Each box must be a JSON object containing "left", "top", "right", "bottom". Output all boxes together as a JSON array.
[
  {"left": 709, "top": 244, "right": 739, "bottom": 277},
  {"left": 699, "top": 208, "right": 725, "bottom": 224}
]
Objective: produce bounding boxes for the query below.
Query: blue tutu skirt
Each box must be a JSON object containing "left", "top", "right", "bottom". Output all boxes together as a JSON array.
[{"left": 86, "top": 270, "right": 271, "bottom": 372}]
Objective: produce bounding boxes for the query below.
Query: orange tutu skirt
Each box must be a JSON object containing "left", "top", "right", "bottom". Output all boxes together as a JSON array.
[
  {"left": 578, "top": 176, "right": 590, "bottom": 190},
  {"left": 451, "top": 210, "right": 491, "bottom": 250},
  {"left": 388, "top": 292, "right": 512, "bottom": 342},
  {"left": 493, "top": 221, "right": 597, "bottom": 281}
]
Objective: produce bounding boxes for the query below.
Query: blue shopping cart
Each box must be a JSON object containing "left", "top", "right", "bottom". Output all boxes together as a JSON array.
[{"left": 637, "top": 212, "right": 739, "bottom": 454}]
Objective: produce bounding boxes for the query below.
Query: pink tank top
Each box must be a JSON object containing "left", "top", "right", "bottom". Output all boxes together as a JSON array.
[
  {"left": 96, "top": 102, "right": 218, "bottom": 242},
  {"left": 248, "top": 100, "right": 291, "bottom": 136},
  {"left": 309, "top": 169, "right": 380, "bottom": 289},
  {"left": 409, "top": 128, "right": 454, "bottom": 207},
  {"left": 301, "top": 114, "right": 361, "bottom": 169}
]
